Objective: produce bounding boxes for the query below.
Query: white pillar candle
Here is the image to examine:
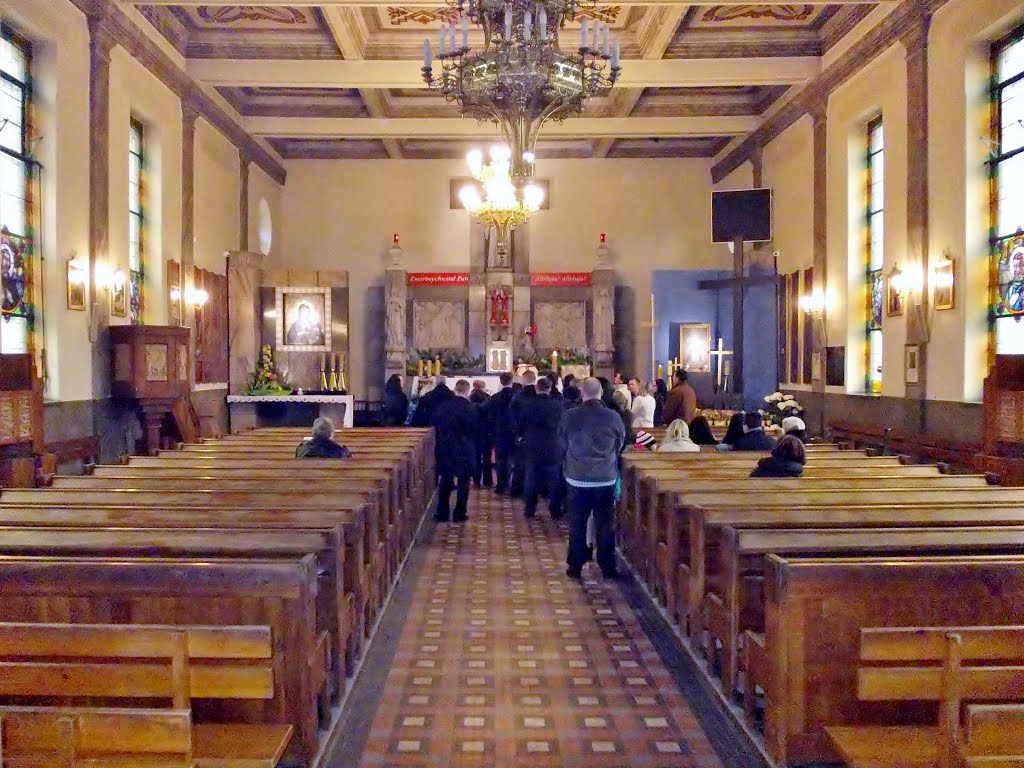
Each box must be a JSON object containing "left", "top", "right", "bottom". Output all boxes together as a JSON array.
[
  {"left": 505, "top": 5, "right": 512, "bottom": 39},
  {"left": 612, "top": 40, "right": 620, "bottom": 67},
  {"left": 524, "top": 9, "right": 532, "bottom": 38},
  {"left": 601, "top": 24, "right": 608, "bottom": 56},
  {"left": 423, "top": 39, "right": 432, "bottom": 68},
  {"left": 538, "top": 6, "right": 547, "bottom": 40},
  {"left": 450, "top": 23, "right": 457, "bottom": 52},
  {"left": 581, "top": 18, "right": 589, "bottom": 49},
  {"left": 591, "top": 21, "right": 599, "bottom": 52}
]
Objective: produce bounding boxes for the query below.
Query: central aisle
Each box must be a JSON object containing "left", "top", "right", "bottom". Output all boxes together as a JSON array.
[{"left": 352, "top": 488, "right": 725, "bottom": 767}]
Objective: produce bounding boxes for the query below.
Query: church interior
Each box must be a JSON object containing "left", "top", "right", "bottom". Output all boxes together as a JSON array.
[{"left": 1, "top": 0, "right": 1024, "bottom": 765}]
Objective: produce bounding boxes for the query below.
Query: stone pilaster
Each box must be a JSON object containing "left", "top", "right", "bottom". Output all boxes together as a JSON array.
[
  {"left": 384, "top": 244, "right": 408, "bottom": 385},
  {"left": 902, "top": 9, "right": 932, "bottom": 415},
  {"left": 810, "top": 99, "right": 829, "bottom": 435},
  {"left": 181, "top": 102, "right": 198, "bottom": 389},
  {"left": 239, "top": 156, "right": 250, "bottom": 252},
  {"left": 88, "top": 13, "right": 116, "bottom": 406},
  {"left": 227, "top": 251, "right": 264, "bottom": 405},
  {"left": 468, "top": 221, "right": 488, "bottom": 360},
  {"left": 591, "top": 242, "right": 615, "bottom": 380}
]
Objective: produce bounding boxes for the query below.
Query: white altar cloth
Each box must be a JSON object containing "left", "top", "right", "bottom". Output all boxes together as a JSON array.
[{"left": 227, "top": 394, "right": 354, "bottom": 428}]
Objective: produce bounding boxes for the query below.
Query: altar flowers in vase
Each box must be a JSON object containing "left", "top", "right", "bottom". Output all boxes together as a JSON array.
[
  {"left": 759, "top": 391, "right": 802, "bottom": 427},
  {"left": 246, "top": 344, "right": 292, "bottom": 395}
]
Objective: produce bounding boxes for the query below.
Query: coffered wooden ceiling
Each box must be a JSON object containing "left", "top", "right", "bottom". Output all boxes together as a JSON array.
[{"left": 129, "top": 2, "right": 894, "bottom": 161}]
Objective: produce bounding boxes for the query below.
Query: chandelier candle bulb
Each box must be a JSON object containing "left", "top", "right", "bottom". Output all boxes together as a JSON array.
[
  {"left": 461, "top": 15, "right": 469, "bottom": 48},
  {"left": 591, "top": 22, "right": 599, "bottom": 53},
  {"left": 450, "top": 24, "right": 458, "bottom": 53},
  {"left": 523, "top": 10, "right": 531, "bottom": 39},
  {"left": 581, "top": 18, "right": 588, "bottom": 49},
  {"left": 538, "top": 6, "right": 547, "bottom": 40},
  {"left": 423, "top": 39, "right": 431, "bottom": 69}
]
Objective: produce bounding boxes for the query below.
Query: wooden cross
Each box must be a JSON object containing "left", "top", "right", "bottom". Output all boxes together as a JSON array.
[
  {"left": 639, "top": 293, "right": 658, "bottom": 382},
  {"left": 708, "top": 337, "right": 733, "bottom": 392}
]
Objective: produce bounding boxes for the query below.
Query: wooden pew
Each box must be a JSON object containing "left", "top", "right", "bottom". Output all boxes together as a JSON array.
[
  {"left": 704, "top": 523, "right": 1024, "bottom": 699},
  {"left": 961, "top": 704, "right": 1024, "bottom": 767},
  {"left": 826, "top": 627, "right": 1024, "bottom": 768},
  {"left": 759, "top": 555, "right": 1024, "bottom": 766},
  {"left": 0, "top": 706, "right": 194, "bottom": 767}
]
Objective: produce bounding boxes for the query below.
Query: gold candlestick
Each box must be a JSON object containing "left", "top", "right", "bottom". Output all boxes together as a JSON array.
[
  {"left": 434, "top": 356, "right": 441, "bottom": 376},
  {"left": 320, "top": 354, "right": 328, "bottom": 391},
  {"left": 657, "top": 364, "right": 663, "bottom": 379},
  {"left": 327, "top": 355, "right": 338, "bottom": 391},
  {"left": 417, "top": 358, "right": 424, "bottom": 377}
]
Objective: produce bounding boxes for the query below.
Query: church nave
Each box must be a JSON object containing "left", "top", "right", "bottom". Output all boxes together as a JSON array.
[{"left": 331, "top": 488, "right": 749, "bottom": 768}]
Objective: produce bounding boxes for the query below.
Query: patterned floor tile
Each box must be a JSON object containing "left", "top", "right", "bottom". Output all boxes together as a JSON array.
[{"left": 357, "top": 488, "right": 724, "bottom": 767}]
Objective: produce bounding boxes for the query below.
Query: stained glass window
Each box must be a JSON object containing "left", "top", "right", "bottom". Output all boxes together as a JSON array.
[
  {"left": 866, "top": 117, "right": 884, "bottom": 393},
  {"left": 992, "top": 26, "right": 1024, "bottom": 353},
  {"left": 129, "top": 117, "right": 144, "bottom": 325},
  {"left": 0, "top": 26, "right": 31, "bottom": 355}
]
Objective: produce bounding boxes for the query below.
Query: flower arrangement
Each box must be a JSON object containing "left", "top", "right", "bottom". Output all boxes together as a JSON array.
[
  {"left": 696, "top": 408, "right": 737, "bottom": 427},
  {"left": 759, "top": 391, "right": 802, "bottom": 426},
  {"left": 406, "top": 349, "right": 486, "bottom": 376},
  {"left": 246, "top": 344, "right": 292, "bottom": 395}
]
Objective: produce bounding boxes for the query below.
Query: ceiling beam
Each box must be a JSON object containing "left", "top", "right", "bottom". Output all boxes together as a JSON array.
[
  {"left": 129, "top": 0, "right": 889, "bottom": 6},
  {"left": 321, "top": 7, "right": 403, "bottom": 158},
  {"left": 245, "top": 115, "right": 759, "bottom": 139},
  {"left": 190, "top": 56, "right": 820, "bottom": 90}
]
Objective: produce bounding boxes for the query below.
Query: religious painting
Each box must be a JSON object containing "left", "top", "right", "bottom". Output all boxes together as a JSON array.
[
  {"left": 66, "top": 257, "right": 86, "bottom": 311},
  {"left": 886, "top": 273, "right": 903, "bottom": 317},
  {"left": 276, "top": 287, "right": 332, "bottom": 352},
  {"left": 933, "top": 257, "right": 955, "bottom": 311},
  {"left": 905, "top": 344, "right": 920, "bottom": 384},
  {"left": 111, "top": 278, "right": 127, "bottom": 318},
  {"left": 996, "top": 234, "right": 1024, "bottom": 316},
  {"left": 1, "top": 229, "right": 28, "bottom": 317},
  {"left": 679, "top": 323, "right": 711, "bottom": 373},
  {"left": 145, "top": 343, "right": 168, "bottom": 381}
]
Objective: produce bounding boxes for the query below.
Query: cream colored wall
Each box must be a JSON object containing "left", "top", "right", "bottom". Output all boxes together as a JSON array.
[
  {"left": 282, "top": 158, "right": 729, "bottom": 398},
  {"left": 4, "top": 0, "right": 280, "bottom": 406},
  {"left": 109, "top": 47, "right": 182, "bottom": 328},
  {"left": 194, "top": 119, "right": 240, "bottom": 275},
  {"left": 764, "top": 117, "right": 814, "bottom": 276},
  {"left": 249, "top": 163, "right": 283, "bottom": 262},
  {"left": 6, "top": 0, "right": 92, "bottom": 402}
]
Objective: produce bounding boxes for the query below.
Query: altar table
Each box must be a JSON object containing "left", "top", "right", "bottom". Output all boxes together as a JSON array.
[{"left": 227, "top": 394, "right": 354, "bottom": 432}]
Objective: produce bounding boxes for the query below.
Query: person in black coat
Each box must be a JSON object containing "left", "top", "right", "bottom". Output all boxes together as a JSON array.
[
  {"left": 508, "top": 370, "right": 538, "bottom": 497},
  {"left": 486, "top": 372, "right": 517, "bottom": 493},
  {"left": 432, "top": 379, "right": 478, "bottom": 522},
  {"left": 653, "top": 378, "right": 668, "bottom": 426},
  {"left": 733, "top": 411, "right": 777, "bottom": 452},
  {"left": 410, "top": 375, "right": 452, "bottom": 427},
  {"left": 382, "top": 374, "right": 409, "bottom": 426},
  {"left": 750, "top": 435, "right": 806, "bottom": 478},
  {"left": 469, "top": 380, "right": 492, "bottom": 487},
  {"left": 545, "top": 371, "right": 563, "bottom": 401},
  {"left": 295, "top": 417, "right": 351, "bottom": 458},
  {"left": 519, "top": 376, "right": 565, "bottom": 518}
]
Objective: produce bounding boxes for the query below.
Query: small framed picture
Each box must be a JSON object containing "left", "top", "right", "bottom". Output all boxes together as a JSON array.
[
  {"left": 111, "top": 279, "right": 127, "bottom": 318},
  {"left": 66, "top": 258, "right": 86, "bottom": 311},
  {"left": 933, "top": 258, "right": 955, "bottom": 310},
  {"left": 277, "top": 287, "right": 332, "bottom": 352},
  {"left": 887, "top": 276, "right": 904, "bottom": 317},
  {"left": 905, "top": 344, "right": 920, "bottom": 384},
  {"left": 678, "top": 323, "right": 711, "bottom": 373}
]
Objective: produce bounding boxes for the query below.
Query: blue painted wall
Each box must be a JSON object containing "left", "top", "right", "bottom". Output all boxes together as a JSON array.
[{"left": 652, "top": 267, "right": 777, "bottom": 411}]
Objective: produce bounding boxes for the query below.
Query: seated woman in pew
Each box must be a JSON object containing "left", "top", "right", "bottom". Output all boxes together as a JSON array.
[
  {"left": 296, "top": 417, "right": 352, "bottom": 459},
  {"left": 749, "top": 435, "right": 806, "bottom": 478},
  {"left": 658, "top": 419, "right": 701, "bottom": 453},
  {"left": 687, "top": 415, "right": 718, "bottom": 447},
  {"left": 781, "top": 415, "right": 808, "bottom": 443},
  {"left": 714, "top": 412, "right": 747, "bottom": 452},
  {"left": 732, "top": 412, "right": 776, "bottom": 452}
]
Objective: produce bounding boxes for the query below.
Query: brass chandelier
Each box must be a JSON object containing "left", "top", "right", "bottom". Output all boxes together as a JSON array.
[
  {"left": 459, "top": 145, "right": 545, "bottom": 265},
  {"left": 421, "top": 0, "right": 622, "bottom": 179}
]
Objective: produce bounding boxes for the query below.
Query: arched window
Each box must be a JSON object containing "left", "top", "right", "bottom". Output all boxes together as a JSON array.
[
  {"left": 991, "top": 24, "right": 1024, "bottom": 353},
  {"left": 0, "top": 25, "right": 33, "bottom": 355}
]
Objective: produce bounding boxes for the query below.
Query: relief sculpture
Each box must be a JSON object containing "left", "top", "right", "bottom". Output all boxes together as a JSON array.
[
  {"left": 534, "top": 302, "right": 586, "bottom": 351},
  {"left": 413, "top": 301, "right": 466, "bottom": 351}
]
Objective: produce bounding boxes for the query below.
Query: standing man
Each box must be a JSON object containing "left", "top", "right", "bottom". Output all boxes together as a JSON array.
[
  {"left": 410, "top": 374, "right": 452, "bottom": 427},
  {"left": 661, "top": 368, "right": 697, "bottom": 425},
  {"left": 508, "top": 369, "right": 538, "bottom": 497},
  {"left": 432, "top": 379, "right": 477, "bottom": 522},
  {"left": 487, "top": 372, "right": 516, "bottom": 494},
  {"left": 519, "top": 376, "right": 565, "bottom": 519},
  {"left": 469, "top": 380, "right": 492, "bottom": 487},
  {"left": 559, "top": 378, "right": 626, "bottom": 580}
]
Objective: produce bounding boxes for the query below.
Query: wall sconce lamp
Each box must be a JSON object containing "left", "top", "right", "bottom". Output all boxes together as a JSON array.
[
  {"left": 889, "top": 262, "right": 924, "bottom": 300},
  {"left": 798, "top": 288, "right": 827, "bottom": 315},
  {"left": 170, "top": 287, "right": 208, "bottom": 308},
  {"left": 93, "top": 262, "right": 115, "bottom": 291}
]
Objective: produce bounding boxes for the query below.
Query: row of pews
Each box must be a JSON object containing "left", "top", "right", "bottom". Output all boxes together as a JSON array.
[
  {"left": 619, "top": 445, "right": 1024, "bottom": 768},
  {"left": 0, "top": 426, "right": 435, "bottom": 768}
]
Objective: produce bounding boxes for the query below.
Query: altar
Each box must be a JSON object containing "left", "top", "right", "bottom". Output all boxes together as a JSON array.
[{"left": 227, "top": 394, "right": 354, "bottom": 431}]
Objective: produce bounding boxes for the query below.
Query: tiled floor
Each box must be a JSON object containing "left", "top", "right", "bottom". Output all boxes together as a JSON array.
[{"left": 353, "top": 488, "right": 724, "bottom": 767}]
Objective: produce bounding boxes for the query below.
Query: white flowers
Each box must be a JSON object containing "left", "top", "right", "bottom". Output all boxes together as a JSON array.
[{"left": 763, "top": 391, "right": 802, "bottom": 414}]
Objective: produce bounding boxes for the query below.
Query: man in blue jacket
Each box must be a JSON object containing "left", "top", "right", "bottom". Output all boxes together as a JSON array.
[{"left": 558, "top": 377, "right": 626, "bottom": 579}]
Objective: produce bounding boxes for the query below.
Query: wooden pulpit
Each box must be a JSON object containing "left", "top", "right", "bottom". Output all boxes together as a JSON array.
[{"left": 110, "top": 325, "right": 191, "bottom": 455}]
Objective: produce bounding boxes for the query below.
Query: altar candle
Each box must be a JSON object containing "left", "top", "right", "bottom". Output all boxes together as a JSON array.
[
  {"left": 581, "top": 18, "right": 588, "bottom": 49},
  {"left": 422, "top": 40, "right": 431, "bottom": 70},
  {"left": 538, "top": 6, "right": 547, "bottom": 40},
  {"left": 461, "top": 15, "right": 469, "bottom": 48},
  {"left": 551, "top": 349, "right": 558, "bottom": 372},
  {"left": 418, "top": 358, "right": 424, "bottom": 377},
  {"left": 435, "top": 356, "right": 441, "bottom": 375},
  {"left": 523, "top": 9, "right": 532, "bottom": 39},
  {"left": 439, "top": 23, "right": 447, "bottom": 55},
  {"left": 657, "top": 364, "right": 663, "bottom": 379},
  {"left": 505, "top": 5, "right": 512, "bottom": 39}
]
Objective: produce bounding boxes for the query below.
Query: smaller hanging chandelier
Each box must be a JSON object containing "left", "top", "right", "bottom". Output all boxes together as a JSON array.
[{"left": 459, "top": 145, "right": 545, "bottom": 266}]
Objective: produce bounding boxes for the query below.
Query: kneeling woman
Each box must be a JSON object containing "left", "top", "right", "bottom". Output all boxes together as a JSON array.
[{"left": 749, "top": 435, "right": 805, "bottom": 478}]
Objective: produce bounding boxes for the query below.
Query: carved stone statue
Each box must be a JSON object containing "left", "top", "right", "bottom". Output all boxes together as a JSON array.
[
  {"left": 489, "top": 287, "right": 510, "bottom": 327},
  {"left": 386, "top": 295, "right": 405, "bottom": 350},
  {"left": 593, "top": 285, "right": 613, "bottom": 350}
]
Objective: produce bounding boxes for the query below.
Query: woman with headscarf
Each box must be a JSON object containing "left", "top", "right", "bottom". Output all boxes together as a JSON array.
[
  {"left": 781, "top": 415, "right": 808, "bottom": 443},
  {"left": 688, "top": 414, "right": 719, "bottom": 446},
  {"left": 715, "top": 411, "right": 746, "bottom": 451},
  {"left": 658, "top": 419, "right": 700, "bottom": 452},
  {"left": 750, "top": 435, "right": 806, "bottom": 478},
  {"left": 382, "top": 373, "right": 409, "bottom": 426}
]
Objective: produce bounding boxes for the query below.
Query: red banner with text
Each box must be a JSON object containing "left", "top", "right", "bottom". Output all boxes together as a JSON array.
[
  {"left": 530, "top": 272, "right": 592, "bottom": 287},
  {"left": 407, "top": 272, "right": 470, "bottom": 286}
]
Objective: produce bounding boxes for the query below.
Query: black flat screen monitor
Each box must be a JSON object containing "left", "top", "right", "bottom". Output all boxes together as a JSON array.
[{"left": 712, "top": 188, "right": 772, "bottom": 243}]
